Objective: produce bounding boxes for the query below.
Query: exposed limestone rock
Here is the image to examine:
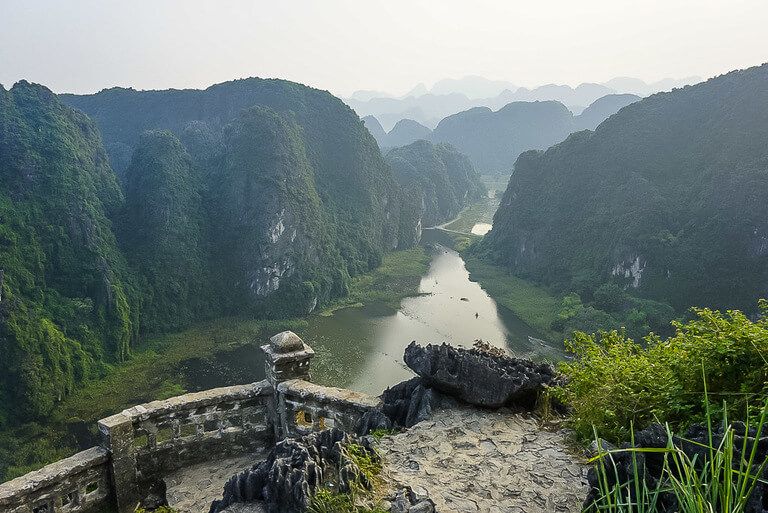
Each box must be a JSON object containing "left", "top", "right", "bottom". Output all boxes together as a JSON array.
[
  {"left": 357, "top": 378, "right": 453, "bottom": 433},
  {"left": 403, "top": 342, "right": 556, "bottom": 408},
  {"left": 386, "top": 487, "right": 436, "bottom": 513},
  {"left": 209, "top": 428, "right": 379, "bottom": 513}
]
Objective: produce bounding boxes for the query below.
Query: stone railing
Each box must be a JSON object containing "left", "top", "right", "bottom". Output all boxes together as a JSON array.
[
  {"left": 99, "top": 382, "right": 274, "bottom": 511},
  {"left": 277, "top": 379, "right": 381, "bottom": 438},
  {"left": 0, "top": 331, "right": 382, "bottom": 513},
  {"left": 0, "top": 447, "right": 111, "bottom": 513}
]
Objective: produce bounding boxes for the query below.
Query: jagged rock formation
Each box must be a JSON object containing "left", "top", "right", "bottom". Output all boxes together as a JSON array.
[
  {"left": 477, "top": 63, "right": 768, "bottom": 312},
  {"left": 386, "top": 487, "right": 436, "bottom": 513},
  {"left": 209, "top": 429, "right": 379, "bottom": 513},
  {"left": 403, "top": 342, "right": 556, "bottom": 408},
  {"left": 356, "top": 378, "right": 451, "bottom": 434},
  {"left": 584, "top": 422, "right": 768, "bottom": 513}
]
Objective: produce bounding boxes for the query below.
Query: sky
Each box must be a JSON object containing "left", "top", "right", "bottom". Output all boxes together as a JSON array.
[{"left": 1, "top": 0, "right": 767, "bottom": 97}]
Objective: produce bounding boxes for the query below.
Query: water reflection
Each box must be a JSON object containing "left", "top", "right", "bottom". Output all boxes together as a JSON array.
[{"left": 182, "top": 242, "right": 563, "bottom": 397}]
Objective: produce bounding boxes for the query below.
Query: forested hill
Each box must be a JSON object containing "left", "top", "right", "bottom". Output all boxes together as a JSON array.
[
  {"left": 62, "top": 78, "right": 406, "bottom": 279},
  {"left": 0, "top": 78, "right": 419, "bottom": 426},
  {"left": 477, "top": 63, "right": 768, "bottom": 313},
  {"left": 386, "top": 140, "right": 486, "bottom": 244},
  {"left": 63, "top": 78, "right": 397, "bottom": 272},
  {"left": 0, "top": 82, "right": 139, "bottom": 421},
  {"left": 429, "top": 94, "right": 639, "bottom": 175}
]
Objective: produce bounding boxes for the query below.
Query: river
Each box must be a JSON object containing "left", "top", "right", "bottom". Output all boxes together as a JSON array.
[{"left": 181, "top": 229, "right": 563, "bottom": 397}]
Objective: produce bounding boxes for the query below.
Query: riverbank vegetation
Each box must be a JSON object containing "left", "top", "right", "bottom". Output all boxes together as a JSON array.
[{"left": 319, "top": 246, "right": 431, "bottom": 315}]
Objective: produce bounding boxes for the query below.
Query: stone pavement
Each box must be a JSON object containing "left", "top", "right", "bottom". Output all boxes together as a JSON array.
[
  {"left": 165, "top": 454, "right": 265, "bottom": 513},
  {"left": 377, "top": 406, "right": 588, "bottom": 513}
]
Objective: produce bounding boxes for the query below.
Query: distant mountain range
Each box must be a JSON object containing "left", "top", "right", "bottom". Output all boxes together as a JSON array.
[
  {"left": 363, "top": 93, "right": 641, "bottom": 175},
  {"left": 346, "top": 75, "right": 701, "bottom": 130}
]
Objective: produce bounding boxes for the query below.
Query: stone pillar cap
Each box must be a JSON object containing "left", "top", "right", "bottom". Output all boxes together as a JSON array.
[{"left": 270, "top": 331, "right": 305, "bottom": 353}]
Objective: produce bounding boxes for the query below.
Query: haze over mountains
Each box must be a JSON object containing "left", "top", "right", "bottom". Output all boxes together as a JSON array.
[
  {"left": 346, "top": 75, "right": 701, "bottom": 130},
  {"left": 365, "top": 93, "right": 641, "bottom": 175}
]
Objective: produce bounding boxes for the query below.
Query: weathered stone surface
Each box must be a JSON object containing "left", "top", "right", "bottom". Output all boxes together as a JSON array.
[
  {"left": 269, "top": 331, "right": 304, "bottom": 353},
  {"left": 377, "top": 406, "right": 588, "bottom": 513},
  {"left": 165, "top": 453, "right": 265, "bottom": 513},
  {"left": 584, "top": 422, "right": 768, "bottom": 512},
  {"left": 118, "top": 381, "right": 272, "bottom": 421},
  {"left": 0, "top": 447, "right": 111, "bottom": 513},
  {"left": 210, "top": 428, "right": 379, "bottom": 513},
  {"left": 404, "top": 342, "right": 556, "bottom": 408}
]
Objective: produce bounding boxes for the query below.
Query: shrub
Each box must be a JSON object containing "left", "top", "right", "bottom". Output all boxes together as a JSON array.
[{"left": 556, "top": 301, "right": 768, "bottom": 443}]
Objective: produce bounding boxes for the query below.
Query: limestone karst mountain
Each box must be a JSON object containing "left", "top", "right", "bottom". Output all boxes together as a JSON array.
[
  {"left": 0, "top": 77, "right": 430, "bottom": 426},
  {"left": 477, "top": 63, "right": 768, "bottom": 312},
  {"left": 382, "top": 118, "right": 433, "bottom": 148},
  {"left": 0, "top": 81, "right": 138, "bottom": 421},
  {"left": 429, "top": 94, "right": 641, "bottom": 176},
  {"left": 344, "top": 76, "right": 680, "bottom": 129},
  {"left": 386, "top": 140, "right": 486, "bottom": 245},
  {"left": 361, "top": 115, "right": 387, "bottom": 145},
  {"left": 574, "top": 93, "right": 641, "bottom": 130}
]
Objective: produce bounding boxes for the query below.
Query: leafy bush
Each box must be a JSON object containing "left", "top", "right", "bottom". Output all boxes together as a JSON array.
[{"left": 555, "top": 301, "right": 768, "bottom": 443}]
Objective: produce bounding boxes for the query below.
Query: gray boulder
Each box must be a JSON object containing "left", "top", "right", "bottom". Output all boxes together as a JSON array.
[{"left": 403, "top": 342, "right": 556, "bottom": 408}]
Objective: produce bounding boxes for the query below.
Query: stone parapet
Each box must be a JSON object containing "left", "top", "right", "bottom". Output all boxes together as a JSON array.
[
  {"left": 0, "top": 447, "right": 111, "bottom": 513},
  {"left": 1, "top": 332, "right": 382, "bottom": 513},
  {"left": 277, "top": 379, "right": 381, "bottom": 437}
]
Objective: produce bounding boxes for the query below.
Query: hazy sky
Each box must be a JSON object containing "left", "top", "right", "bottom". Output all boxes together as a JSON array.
[{"left": 1, "top": 0, "right": 766, "bottom": 96}]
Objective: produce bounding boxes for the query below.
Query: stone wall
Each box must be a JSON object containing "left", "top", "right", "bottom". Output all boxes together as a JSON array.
[
  {"left": 0, "top": 331, "right": 382, "bottom": 513},
  {"left": 277, "top": 379, "right": 381, "bottom": 438},
  {"left": 0, "top": 447, "right": 111, "bottom": 513}
]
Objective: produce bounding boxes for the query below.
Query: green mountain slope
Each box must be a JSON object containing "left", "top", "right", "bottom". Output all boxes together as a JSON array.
[
  {"left": 0, "top": 82, "right": 138, "bottom": 422},
  {"left": 62, "top": 78, "right": 403, "bottom": 276},
  {"left": 121, "top": 130, "right": 208, "bottom": 332},
  {"left": 386, "top": 140, "right": 486, "bottom": 243},
  {"left": 477, "top": 63, "right": 768, "bottom": 312}
]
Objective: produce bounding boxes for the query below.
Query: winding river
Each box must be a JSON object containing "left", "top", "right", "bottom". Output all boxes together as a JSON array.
[{"left": 182, "top": 229, "right": 562, "bottom": 397}]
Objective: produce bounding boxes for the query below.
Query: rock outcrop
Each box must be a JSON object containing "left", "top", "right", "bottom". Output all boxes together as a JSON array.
[
  {"left": 403, "top": 342, "right": 556, "bottom": 408},
  {"left": 209, "top": 428, "right": 378, "bottom": 513}
]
